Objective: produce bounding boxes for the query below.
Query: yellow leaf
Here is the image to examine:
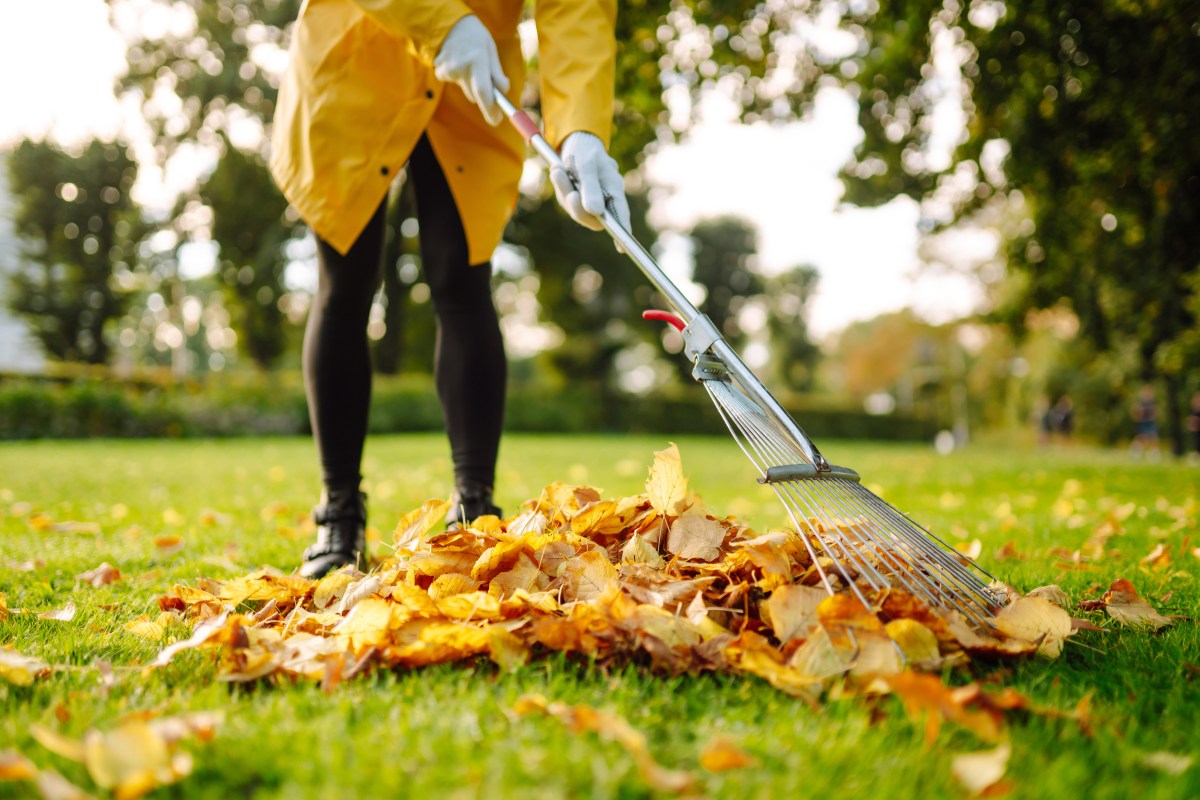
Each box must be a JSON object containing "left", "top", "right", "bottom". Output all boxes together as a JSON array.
[
  {"left": 487, "top": 626, "right": 530, "bottom": 672},
  {"left": 885, "top": 619, "right": 941, "bottom": 664},
  {"left": 471, "top": 540, "right": 524, "bottom": 583},
  {"left": 619, "top": 533, "right": 663, "bottom": 568},
  {"left": 993, "top": 596, "right": 1074, "bottom": 658},
  {"left": 393, "top": 499, "right": 452, "bottom": 548},
  {"left": 31, "top": 725, "right": 87, "bottom": 766},
  {"left": 489, "top": 553, "right": 547, "bottom": 598},
  {"left": 0, "top": 647, "right": 49, "bottom": 686},
  {"left": 333, "top": 596, "right": 395, "bottom": 651},
  {"left": 665, "top": 514, "right": 726, "bottom": 562},
  {"left": 570, "top": 500, "right": 625, "bottom": 538},
  {"left": 428, "top": 573, "right": 478, "bottom": 600},
  {"left": 0, "top": 750, "right": 38, "bottom": 781},
  {"left": 313, "top": 572, "right": 355, "bottom": 610},
  {"left": 83, "top": 722, "right": 175, "bottom": 797},
  {"left": 698, "top": 736, "right": 756, "bottom": 772},
  {"left": 951, "top": 742, "right": 1011, "bottom": 795},
  {"left": 125, "top": 618, "right": 166, "bottom": 641},
  {"left": 645, "top": 443, "right": 689, "bottom": 517}
]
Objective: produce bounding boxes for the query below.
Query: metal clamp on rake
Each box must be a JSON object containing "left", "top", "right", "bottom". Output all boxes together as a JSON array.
[{"left": 495, "top": 91, "right": 1005, "bottom": 630}]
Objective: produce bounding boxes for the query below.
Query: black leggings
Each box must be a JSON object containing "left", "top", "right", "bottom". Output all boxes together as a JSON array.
[{"left": 303, "top": 135, "right": 506, "bottom": 495}]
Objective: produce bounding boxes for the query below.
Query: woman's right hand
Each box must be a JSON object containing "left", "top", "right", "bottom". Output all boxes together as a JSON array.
[{"left": 433, "top": 15, "right": 510, "bottom": 126}]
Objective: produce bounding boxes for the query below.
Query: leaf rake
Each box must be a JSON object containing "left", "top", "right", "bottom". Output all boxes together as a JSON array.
[{"left": 496, "top": 93, "right": 1004, "bottom": 629}]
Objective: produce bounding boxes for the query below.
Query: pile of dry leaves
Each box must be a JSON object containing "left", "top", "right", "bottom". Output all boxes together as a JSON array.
[{"left": 145, "top": 445, "right": 1171, "bottom": 698}]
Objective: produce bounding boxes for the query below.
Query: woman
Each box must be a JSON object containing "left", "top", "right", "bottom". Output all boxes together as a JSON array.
[{"left": 269, "top": 0, "right": 630, "bottom": 578}]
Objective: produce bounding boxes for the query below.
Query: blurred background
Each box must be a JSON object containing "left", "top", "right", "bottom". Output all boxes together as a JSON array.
[{"left": 0, "top": 0, "right": 1197, "bottom": 457}]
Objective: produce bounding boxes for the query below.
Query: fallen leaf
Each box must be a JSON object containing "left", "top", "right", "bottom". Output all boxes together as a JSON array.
[
  {"left": 0, "top": 647, "right": 50, "bottom": 685},
  {"left": 951, "top": 742, "right": 1011, "bottom": 794},
  {"left": 513, "top": 695, "right": 695, "bottom": 794},
  {"left": 698, "top": 736, "right": 756, "bottom": 772},
  {"left": 1102, "top": 579, "right": 1175, "bottom": 630},
  {"left": 76, "top": 563, "right": 121, "bottom": 588},
  {"left": 38, "top": 602, "right": 77, "bottom": 622},
  {"left": 665, "top": 514, "right": 726, "bottom": 562},
  {"left": 646, "top": 443, "right": 689, "bottom": 517},
  {"left": 1139, "top": 750, "right": 1193, "bottom": 775},
  {"left": 35, "top": 769, "right": 94, "bottom": 800},
  {"left": 0, "top": 750, "right": 38, "bottom": 781},
  {"left": 1026, "top": 585, "right": 1069, "bottom": 607},
  {"left": 393, "top": 499, "right": 452, "bottom": 548},
  {"left": 993, "top": 596, "right": 1075, "bottom": 658},
  {"left": 125, "top": 618, "right": 166, "bottom": 641},
  {"left": 153, "top": 535, "right": 185, "bottom": 556}
]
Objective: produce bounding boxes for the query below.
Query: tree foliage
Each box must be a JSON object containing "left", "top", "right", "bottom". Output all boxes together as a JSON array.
[
  {"left": 818, "top": 0, "right": 1200, "bottom": 453},
  {"left": 198, "top": 140, "right": 296, "bottom": 369},
  {"left": 5, "top": 139, "right": 140, "bottom": 364}
]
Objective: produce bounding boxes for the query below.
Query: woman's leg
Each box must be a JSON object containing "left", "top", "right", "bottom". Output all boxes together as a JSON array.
[
  {"left": 406, "top": 135, "right": 506, "bottom": 515},
  {"left": 299, "top": 199, "right": 386, "bottom": 576}
]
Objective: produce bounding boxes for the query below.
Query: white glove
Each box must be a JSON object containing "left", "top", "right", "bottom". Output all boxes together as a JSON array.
[
  {"left": 433, "top": 15, "right": 510, "bottom": 126},
  {"left": 550, "top": 132, "right": 631, "bottom": 232}
]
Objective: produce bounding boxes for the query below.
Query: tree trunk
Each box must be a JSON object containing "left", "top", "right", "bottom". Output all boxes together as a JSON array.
[{"left": 1163, "top": 373, "right": 1185, "bottom": 457}]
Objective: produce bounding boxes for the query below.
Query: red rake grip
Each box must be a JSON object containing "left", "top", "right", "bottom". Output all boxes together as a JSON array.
[
  {"left": 510, "top": 108, "right": 541, "bottom": 144},
  {"left": 642, "top": 309, "right": 686, "bottom": 332}
]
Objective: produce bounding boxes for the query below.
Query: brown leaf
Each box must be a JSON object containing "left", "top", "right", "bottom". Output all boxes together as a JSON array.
[
  {"left": 559, "top": 551, "right": 619, "bottom": 602},
  {"left": 76, "top": 562, "right": 121, "bottom": 588},
  {"left": 645, "top": 443, "right": 689, "bottom": 517},
  {"left": 665, "top": 514, "right": 727, "bottom": 562},
  {"left": 1102, "top": 579, "right": 1175, "bottom": 630},
  {"left": 764, "top": 584, "right": 824, "bottom": 649}
]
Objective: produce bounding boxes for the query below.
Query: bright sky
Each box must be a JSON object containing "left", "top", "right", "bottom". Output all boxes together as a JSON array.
[{"left": 0, "top": 0, "right": 986, "bottom": 340}]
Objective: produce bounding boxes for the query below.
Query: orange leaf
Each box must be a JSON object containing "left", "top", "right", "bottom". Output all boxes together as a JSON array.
[{"left": 698, "top": 736, "right": 756, "bottom": 772}]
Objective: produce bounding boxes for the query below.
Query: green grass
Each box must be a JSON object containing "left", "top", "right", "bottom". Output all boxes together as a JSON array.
[{"left": 1, "top": 434, "right": 1198, "bottom": 799}]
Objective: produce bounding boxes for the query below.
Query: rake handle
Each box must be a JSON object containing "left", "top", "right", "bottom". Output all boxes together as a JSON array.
[{"left": 494, "top": 92, "right": 830, "bottom": 472}]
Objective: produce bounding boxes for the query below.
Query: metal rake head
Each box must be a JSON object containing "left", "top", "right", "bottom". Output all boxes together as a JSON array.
[{"left": 700, "top": 366, "right": 1004, "bottom": 630}]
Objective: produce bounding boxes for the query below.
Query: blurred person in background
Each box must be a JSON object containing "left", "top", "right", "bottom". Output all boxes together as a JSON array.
[
  {"left": 1130, "top": 384, "right": 1160, "bottom": 460},
  {"left": 269, "top": 0, "right": 630, "bottom": 578}
]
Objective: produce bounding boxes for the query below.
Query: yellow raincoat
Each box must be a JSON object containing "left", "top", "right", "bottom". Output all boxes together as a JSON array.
[{"left": 270, "top": 0, "right": 617, "bottom": 264}]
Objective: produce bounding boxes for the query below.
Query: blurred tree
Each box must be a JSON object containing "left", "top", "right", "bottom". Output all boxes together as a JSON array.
[
  {"left": 691, "top": 216, "right": 762, "bottom": 344},
  {"left": 198, "top": 139, "right": 296, "bottom": 368},
  {"left": 764, "top": 264, "right": 820, "bottom": 392},
  {"left": 818, "top": 1, "right": 1200, "bottom": 453},
  {"left": 505, "top": 190, "right": 661, "bottom": 408},
  {"left": 5, "top": 139, "right": 141, "bottom": 364}
]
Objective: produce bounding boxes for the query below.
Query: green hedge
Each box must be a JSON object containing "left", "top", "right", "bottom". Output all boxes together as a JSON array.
[{"left": 0, "top": 371, "right": 937, "bottom": 441}]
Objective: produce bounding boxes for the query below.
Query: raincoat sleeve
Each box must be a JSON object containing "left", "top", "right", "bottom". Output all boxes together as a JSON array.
[
  {"left": 534, "top": 0, "right": 618, "bottom": 150},
  {"left": 347, "top": 0, "right": 474, "bottom": 60}
]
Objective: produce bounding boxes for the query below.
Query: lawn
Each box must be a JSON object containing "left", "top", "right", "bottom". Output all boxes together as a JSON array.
[{"left": 1, "top": 434, "right": 1197, "bottom": 799}]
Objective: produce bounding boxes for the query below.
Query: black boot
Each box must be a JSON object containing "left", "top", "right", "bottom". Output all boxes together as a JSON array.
[
  {"left": 300, "top": 489, "right": 367, "bottom": 579},
  {"left": 445, "top": 482, "right": 502, "bottom": 530}
]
